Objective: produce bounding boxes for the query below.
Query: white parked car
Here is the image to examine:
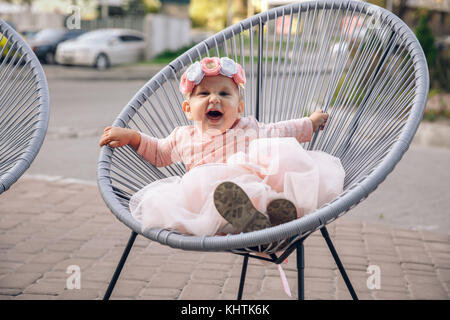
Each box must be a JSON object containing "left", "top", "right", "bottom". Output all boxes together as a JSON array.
[{"left": 55, "top": 28, "right": 146, "bottom": 69}]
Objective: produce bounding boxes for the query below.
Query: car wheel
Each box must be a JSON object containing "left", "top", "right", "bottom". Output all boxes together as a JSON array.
[
  {"left": 95, "top": 53, "right": 110, "bottom": 70},
  {"left": 45, "top": 52, "right": 55, "bottom": 64}
]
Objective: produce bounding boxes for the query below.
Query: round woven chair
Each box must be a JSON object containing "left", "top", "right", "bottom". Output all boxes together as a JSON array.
[
  {"left": 97, "top": 0, "right": 429, "bottom": 300},
  {"left": 0, "top": 20, "right": 50, "bottom": 195}
]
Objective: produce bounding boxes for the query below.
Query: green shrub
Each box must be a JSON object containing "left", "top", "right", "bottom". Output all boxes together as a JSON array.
[{"left": 415, "top": 14, "right": 437, "bottom": 67}]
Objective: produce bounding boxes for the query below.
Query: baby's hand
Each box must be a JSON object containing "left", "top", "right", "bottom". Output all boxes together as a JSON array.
[
  {"left": 309, "top": 110, "right": 329, "bottom": 132},
  {"left": 99, "top": 126, "right": 141, "bottom": 150}
]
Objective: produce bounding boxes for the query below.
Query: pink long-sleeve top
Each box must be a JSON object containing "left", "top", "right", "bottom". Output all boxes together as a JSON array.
[{"left": 136, "top": 116, "right": 313, "bottom": 171}]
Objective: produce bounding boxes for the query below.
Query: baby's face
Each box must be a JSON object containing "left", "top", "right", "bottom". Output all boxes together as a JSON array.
[{"left": 182, "top": 75, "right": 244, "bottom": 134}]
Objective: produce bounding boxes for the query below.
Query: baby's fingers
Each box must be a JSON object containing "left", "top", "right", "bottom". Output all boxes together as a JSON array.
[
  {"left": 108, "top": 141, "right": 121, "bottom": 148},
  {"left": 99, "top": 133, "right": 114, "bottom": 147},
  {"left": 99, "top": 136, "right": 109, "bottom": 147}
]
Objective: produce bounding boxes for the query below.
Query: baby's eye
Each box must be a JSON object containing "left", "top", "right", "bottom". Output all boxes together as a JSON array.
[
  {"left": 220, "top": 91, "right": 229, "bottom": 96},
  {"left": 199, "top": 91, "right": 209, "bottom": 95}
]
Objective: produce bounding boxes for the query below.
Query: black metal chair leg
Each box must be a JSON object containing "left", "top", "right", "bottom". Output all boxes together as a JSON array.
[
  {"left": 320, "top": 227, "right": 358, "bottom": 300},
  {"left": 296, "top": 240, "right": 305, "bottom": 300},
  {"left": 237, "top": 254, "right": 249, "bottom": 300},
  {"left": 103, "top": 231, "right": 138, "bottom": 300}
]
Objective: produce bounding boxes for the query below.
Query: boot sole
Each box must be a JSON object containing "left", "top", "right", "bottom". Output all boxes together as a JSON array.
[
  {"left": 266, "top": 198, "right": 297, "bottom": 227},
  {"left": 214, "top": 181, "right": 271, "bottom": 233}
]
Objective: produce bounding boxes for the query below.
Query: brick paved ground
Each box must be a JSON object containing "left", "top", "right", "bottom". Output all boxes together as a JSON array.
[{"left": 0, "top": 177, "right": 449, "bottom": 300}]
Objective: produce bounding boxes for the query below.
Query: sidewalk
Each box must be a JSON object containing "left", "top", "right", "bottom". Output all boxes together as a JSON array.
[
  {"left": 44, "top": 64, "right": 166, "bottom": 82},
  {"left": 1, "top": 176, "right": 449, "bottom": 300}
]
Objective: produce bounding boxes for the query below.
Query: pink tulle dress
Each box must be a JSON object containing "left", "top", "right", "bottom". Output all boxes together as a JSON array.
[{"left": 129, "top": 116, "right": 345, "bottom": 236}]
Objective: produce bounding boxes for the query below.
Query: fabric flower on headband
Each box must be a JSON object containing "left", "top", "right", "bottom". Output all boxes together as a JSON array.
[{"left": 179, "top": 57, "right": 246, "bottom": 97}]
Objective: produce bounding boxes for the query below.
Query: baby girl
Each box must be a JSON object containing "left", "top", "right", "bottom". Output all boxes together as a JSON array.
[{"left": 99, "top": 57, "right": 345, "bottom": 237}]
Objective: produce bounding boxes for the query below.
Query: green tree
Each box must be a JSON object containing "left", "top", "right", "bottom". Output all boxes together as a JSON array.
[
  {"left": 415, "top": 14, "right": 437, "bottom": 67},
  {"left": 189, "top": 0, "right": 228, "bottom": 31}
]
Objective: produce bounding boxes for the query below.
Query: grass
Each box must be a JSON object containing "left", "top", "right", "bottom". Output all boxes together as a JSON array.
[{"left": 134, "top": 43, "right": 197, "bottom": 66}]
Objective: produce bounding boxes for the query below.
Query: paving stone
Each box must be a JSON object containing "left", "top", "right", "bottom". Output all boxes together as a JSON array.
[
  {"left": 14, "top": 294, "right": 56, "bottom": 300},
  {"left": 393, "top": 238, "right": 424, "bottom": 247},
  {"left": 0, "top": 288, "right": 22, "bottom": 296},
  {"left": 53, "top": 258, "right": 96, "bottom": 272},
  {"left": 41, "top": 270, "right": 70, "bottom": 280},
  {"left": 159, "top": 261, "right": 197, "bottom": 274},
  {"left": 72, "top": 247, "right": 110, "bottom": 259},
  {"left": 110, "top": 279, "right": 147, "bottom": 298},
  {"left": 13, "top": 241, "right": 48, "bottom": 254},
  {"left": 46, "top": 240, "right": 84, "bottom": 253},
  {"left": 23, "top": 279, "right": 66, "bottom": 295},
  {"left": 436, "top": 268, "right": 450, "bottom": 282},
  {"left": 0, "top": 272, "right": 42, "bottom": 289},
  {"left": 368, "top": 253, "right": 401, "bottom": 264},
  {"left": 200, "top": 252, "right": 239, "bottom": 264},
  {"left": 420, "top": 231, "right": 450, "bottom": 243},
  {"left": 229, "top": 263, "right": 265, "bottom": 279},
  {"left": 0, "top": 261, "right": 23, "bottom": 272},
  {"left": 196, "top": 262, "right": 236, "bottom": 272},
  {"left": 404, "top": 273, "right": 441, "bottom": 285},
  {"left": 139, "top": 287, "right": 180, "bottom": 299},
  {"left": 149, "top": 273, "right": 190, "bottom": 289},
  {"left": 409, "top": 283, "right": 448, "bottom": 299},
  {"left": 56, "top": 288, "right": 100, "bottom": 300},
  {"left": 178, "top": 283, "right": 221, "bottom": 300},
  {"left": 336, "top": 290, "right": 373, "bottom": 300},
  {"left": 0, "top": 253, "right": 32, "bottom": 264},
  {"left": 256, "top": 288, "right": 296, "bottom": 300},
  {"left": 120, "top": 265, "right": 157, "bottom": 282},
  {"left": 221, "top": 277, "right": 260, "bottom": 295},
  {"left": 0, "top": 219, "right": 25, "bottom": 230},
  {"left": 128, "top": 254, "right": 168, "bottom": 267},
  {"left": 79, "top": 270, "right": 111, "bottom": 283},
  {"left": 424, "top": 242, "right": 450, "bottom": 254},
  {"left": 15, "top": 263, "right": 54, "bottom": 274},
  {"left": 401, "top": 262, "right": 435, "bottom": 272},
  {"left": 392, "top": 229, "right": 422, "bottom": 240},
  {"left": 337, "top": 276, "right": 372, "bottom": 293},
  {"left": 303, "top": 278, "right": 335, "bottom": 293},
  {"left": 191, "top": 269, "right": 228, "bottom": 281},
  {"left": 396, "top": 247, "right": 432, "bottom": 264},
  {"left": 364, "top": 236, "right": 395, "bottom": 248},
  {"left": 305, "top": 290, "right": 336, "bottom": 300},
  {"left": 0, "top": 233, "right": 30, "bottom": 246},
  {"left": 368, "top": 262, "right": 403, "bottom": 277},
  {"left": 30, "top": 252, "right": 70, "bottom": 265},
  {"left": 373, "top": 290, "right": 411, "bottom": 299},
  {"left": 78, "top": 280, "right": 108, "bottom": 292}
]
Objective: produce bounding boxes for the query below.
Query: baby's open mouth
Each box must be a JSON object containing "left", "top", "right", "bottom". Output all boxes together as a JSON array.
[{"left": 206, "top": 109, "right": 223, "bottom": 120}]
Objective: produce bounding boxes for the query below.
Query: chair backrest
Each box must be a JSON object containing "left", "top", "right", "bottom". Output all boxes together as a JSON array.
[
  {"left": 98, "top": 0, "right": 428, "bottom": 252},
  {"left": 0, "top": 20, "right": 50, "bottom": 194}
]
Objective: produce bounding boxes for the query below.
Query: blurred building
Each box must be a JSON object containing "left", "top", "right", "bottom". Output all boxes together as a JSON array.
[
  {"left": 160, "top": 0, "right": 190, "bottom": 19},
  {"left": 400, "top": 0, "right": 450, "bottom": 36},
  {"left": 255, "top": 0, "right": 449, "bottom": 36}
]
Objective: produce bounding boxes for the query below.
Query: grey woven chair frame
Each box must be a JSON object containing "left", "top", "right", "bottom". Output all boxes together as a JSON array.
[
  {"left": 97, "top": 0, "right": 428, "bottom": 300},
  {"left": 0, "top": 20, "right": 50, "bottom": 195}
]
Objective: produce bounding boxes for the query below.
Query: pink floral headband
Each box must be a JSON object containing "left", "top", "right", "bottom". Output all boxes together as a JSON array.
[{"left": 179, "top": 57, "right": 246, "bottom": 97}]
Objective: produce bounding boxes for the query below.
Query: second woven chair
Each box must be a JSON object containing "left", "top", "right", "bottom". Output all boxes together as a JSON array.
[{"left": 0, "top": 20, "right": 49, "bottom": 195}]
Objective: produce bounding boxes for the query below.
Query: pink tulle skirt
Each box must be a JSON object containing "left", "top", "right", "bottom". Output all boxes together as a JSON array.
[{"left": 129, "top": 137, "right": 345, "bottom": 236}]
